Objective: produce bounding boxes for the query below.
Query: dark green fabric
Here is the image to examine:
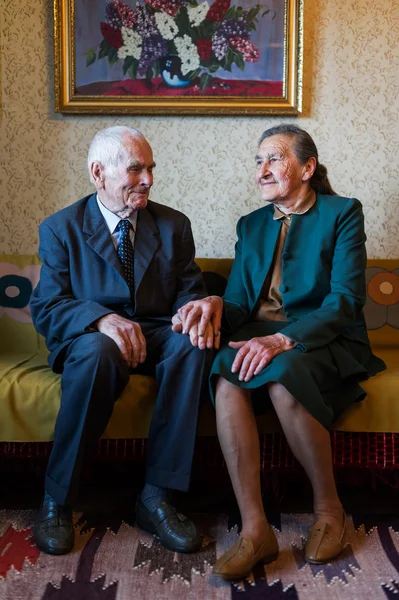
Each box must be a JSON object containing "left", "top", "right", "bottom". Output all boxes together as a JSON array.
[
  {"left": 211, "top": 195, "right": 386, "bottom": 428},
  {"left": 211, "top": 321, "right": 385, "bottom": 428},
  {"left": 222, "top": 196, "right": 368, "bottom": 345}
]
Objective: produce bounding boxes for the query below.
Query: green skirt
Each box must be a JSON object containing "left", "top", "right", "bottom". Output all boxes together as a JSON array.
[{"left": 210, "top": 321, "right": 386, "bottom": 428}]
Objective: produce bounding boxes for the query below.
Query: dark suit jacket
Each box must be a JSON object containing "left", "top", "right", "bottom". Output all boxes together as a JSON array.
[
  {"left": 223, "top": 195, "right": 372, "bottom": 353},
  {"left": 30, "top": 193, "right": 206, "bottom": 368}
]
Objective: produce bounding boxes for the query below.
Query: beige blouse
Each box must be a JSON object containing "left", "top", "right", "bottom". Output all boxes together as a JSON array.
[{"left": 254, "top": 190, "right": 316, "bottom": 322}]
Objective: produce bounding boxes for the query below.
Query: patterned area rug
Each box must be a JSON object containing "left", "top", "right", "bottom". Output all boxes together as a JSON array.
[{"left": 1, "top": 509, "right": 399, "bottom": 599}]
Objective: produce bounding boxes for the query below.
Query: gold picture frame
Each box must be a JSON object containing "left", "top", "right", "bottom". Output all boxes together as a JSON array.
[{"left": 54, "top": 0, "right": 303, "bottom": 115}]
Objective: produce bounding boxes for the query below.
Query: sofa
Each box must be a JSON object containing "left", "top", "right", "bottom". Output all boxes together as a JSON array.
[{"left": 1, "top": 254, "right": 398, "bottom": 471}]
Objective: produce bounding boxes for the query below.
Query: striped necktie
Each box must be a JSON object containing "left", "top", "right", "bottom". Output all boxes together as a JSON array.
[{"left": 116, "top": 219, "right": 134, "bottom": 290}]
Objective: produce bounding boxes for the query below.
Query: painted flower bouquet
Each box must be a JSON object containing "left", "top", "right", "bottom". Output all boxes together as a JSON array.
[{"left": 85, "top": 0, "right": 272, "bottom": 91}]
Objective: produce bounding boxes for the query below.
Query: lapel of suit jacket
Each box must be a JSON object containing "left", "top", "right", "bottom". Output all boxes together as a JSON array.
[
  {"left": 82, "top": 193, "right": 125, "bottom": 280},
  {"left": 283, "top": 195, "right": 320, "bottom": 270},
  {"left": 248, "top": 207, "right": 282, "bottom": 305},
  {"left": 133, "top": 205, "right": 160, "bottom": 295}
]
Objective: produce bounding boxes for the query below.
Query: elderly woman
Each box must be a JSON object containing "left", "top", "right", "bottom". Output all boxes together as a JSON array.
[{"left": 178, "top": 124, "right": 385, "bottom": 580}]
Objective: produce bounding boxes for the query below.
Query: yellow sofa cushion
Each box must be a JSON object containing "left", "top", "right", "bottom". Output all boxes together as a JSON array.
[
  {"left": 333, "top": 347, "right": 399, "bottom": 432},
  {"left": 1, "top": 254, "right": 398, "bottom": 441},
  {"left": 1, "top": 347, "right": 397, "bottom": 441},
  {"left": 0, "top": 348, "right": 160, "bottom": 442}
]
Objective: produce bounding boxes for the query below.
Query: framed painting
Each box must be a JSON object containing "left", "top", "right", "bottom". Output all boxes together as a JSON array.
[{"left": 54, "top": 0, "right": 303, "bottom": 115}]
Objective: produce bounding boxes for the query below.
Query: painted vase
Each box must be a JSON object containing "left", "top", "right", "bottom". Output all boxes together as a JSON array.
[{"left": 160, "top": 55, "right": 192, "bottom": 88}]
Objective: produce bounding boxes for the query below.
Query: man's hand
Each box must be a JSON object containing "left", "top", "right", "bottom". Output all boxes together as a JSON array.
[
  {"left": 177, "top": 296, "right": 223, "bottom": 344},
  {"left": 230, "top": 333, "right": 296, "bottom": 382},
  {"left": 94, "top": 313, "right": 146, "bottom": 368},
  {"left": 172, "top": 314, "right": 218, "bottom": 349}
]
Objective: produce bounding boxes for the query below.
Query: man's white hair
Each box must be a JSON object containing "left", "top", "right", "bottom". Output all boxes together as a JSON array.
[{"left": 87, "top": 126, "right": 145, "bottom": 183}]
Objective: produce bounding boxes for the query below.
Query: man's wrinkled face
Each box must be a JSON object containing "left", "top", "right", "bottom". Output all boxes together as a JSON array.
[
  {"left": 255, "top": 134, "right": 309, "bottom": 205},
  {"left": 100, "top": 135, "right": 155, "bottom": 218}
]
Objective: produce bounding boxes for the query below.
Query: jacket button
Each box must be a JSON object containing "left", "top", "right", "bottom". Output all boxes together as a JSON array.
[{"left": 280, "top": 284, "right": 287, "bottom": 293}]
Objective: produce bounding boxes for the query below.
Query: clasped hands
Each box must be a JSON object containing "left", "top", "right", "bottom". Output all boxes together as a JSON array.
[
  {"left": 172, "top": 295, "right": 224, "bottom": 350},
  {"left": 93, "top": 295, "right": 224, "bottom": 369},
  {"left": 174, "top": 299, "right": 295, "bottom": 382},
  {"left": 95, "top": 301, "right": 295, "bottom": 381}
]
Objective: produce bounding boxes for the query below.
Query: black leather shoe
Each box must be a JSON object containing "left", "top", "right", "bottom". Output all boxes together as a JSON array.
[
  {"left": 136, "top": 498, "right": 201, "bottom": 553},
  {"left": 33, "top": 494, "right": 74, "bottom": 555}
]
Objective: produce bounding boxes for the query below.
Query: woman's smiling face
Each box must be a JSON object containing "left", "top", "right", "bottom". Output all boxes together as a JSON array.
[{"left": 255, "top": 134, "right": 314, "bottom": 205}]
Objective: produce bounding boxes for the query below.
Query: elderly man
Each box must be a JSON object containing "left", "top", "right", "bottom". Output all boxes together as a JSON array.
[{"left": 30, "top": 126, "right": 221, "bottom": 556}]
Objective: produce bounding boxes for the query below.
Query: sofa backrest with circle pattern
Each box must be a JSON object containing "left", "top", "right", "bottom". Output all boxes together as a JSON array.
[{"left": 1, "top": 255, "right": 398, "bottom": 355}]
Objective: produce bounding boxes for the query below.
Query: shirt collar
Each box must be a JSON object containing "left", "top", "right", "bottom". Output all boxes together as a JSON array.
[
  {"left": 96, "top": 195, "right": 137, "bottom": 234},
  {"left": 273, "top": 189, "right": 316, "bottom": 221}
]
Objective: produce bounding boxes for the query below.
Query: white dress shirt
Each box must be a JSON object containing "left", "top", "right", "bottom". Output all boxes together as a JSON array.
[{"left": 96, "top": 195, "right": 137, "bottom": 249}]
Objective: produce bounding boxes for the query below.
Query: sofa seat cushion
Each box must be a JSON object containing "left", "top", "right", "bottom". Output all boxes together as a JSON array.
[
  {"left": 0, "top": 351, "right": 157, "bottom": 442},
  {"left": 333, "top": 347, "right": 399, "bottom": 432},
  {"left": 1, "top": 346, "right": 397, "bottom": 442},
  {"left": 1, "top": 255, "right": 398, "bottom": 442}
]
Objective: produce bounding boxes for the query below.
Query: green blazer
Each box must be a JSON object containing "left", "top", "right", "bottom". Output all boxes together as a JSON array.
[{"left": 223, "top": 194, "right": 371, "bottom": 352}]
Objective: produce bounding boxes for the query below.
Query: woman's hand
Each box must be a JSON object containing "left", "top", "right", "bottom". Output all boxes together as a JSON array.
[
  {"left": 174, "top": 295, "right": 223, "bottom": 349},
  {"left": 172, "top": 313, "right": 216, "bottom": 349},
  {"left": 177, "top": 296, "right": 223, "bottom": 340},
  {"left": 229, "top": 333, "right": 296, "bottom": 382}
]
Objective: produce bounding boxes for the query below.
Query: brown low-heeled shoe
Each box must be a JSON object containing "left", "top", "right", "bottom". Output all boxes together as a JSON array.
[
  {"left": 305, "top": 513, "right": 346, "bottom": 564},
  {"left": 213, "top": 527, "right": 278, "bottom": 580}
]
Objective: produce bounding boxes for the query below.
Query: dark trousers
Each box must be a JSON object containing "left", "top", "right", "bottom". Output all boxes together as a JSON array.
[{"left": 45, "top": 322, "right": 214, "bottom": 505}]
